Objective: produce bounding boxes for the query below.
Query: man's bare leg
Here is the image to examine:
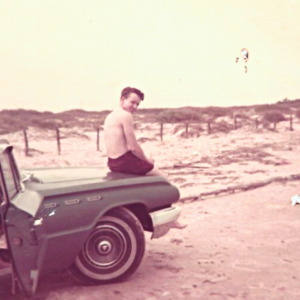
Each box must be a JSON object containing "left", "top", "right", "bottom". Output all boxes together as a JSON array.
[{"left": 172, "top": 218, "right": 187, "bottom": 229}]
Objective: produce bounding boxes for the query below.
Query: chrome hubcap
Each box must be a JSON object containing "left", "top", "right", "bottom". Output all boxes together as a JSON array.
[
  {"left": 75, "top": 215, "right": 139, "bottom": 281},
  {"left": 84, "top": 224, "right": 127, "bottom": 268},
  {"left": 97, "top": 240, "right": 113, "bottom": 255}
]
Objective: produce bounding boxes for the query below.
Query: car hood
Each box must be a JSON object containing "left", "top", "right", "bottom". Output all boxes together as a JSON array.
[
  {"left": 21, "top": 167, "right": 141, "bottom": 184},
  {"left": 17, "top": 167, "right": 172, "bottom": 217}
]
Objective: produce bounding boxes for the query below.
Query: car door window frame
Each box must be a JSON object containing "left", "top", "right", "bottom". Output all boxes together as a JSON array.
[{"left": 0, "top": 150, "right": 21, "bottom": 205}]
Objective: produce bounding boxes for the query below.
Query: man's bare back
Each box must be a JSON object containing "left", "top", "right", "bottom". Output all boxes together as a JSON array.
[
  {"left": 103, "top": 87, "right": 167, "bottom": 177},
  {"left": 104, "top": 108, "right": 132, "bottom": 159}
]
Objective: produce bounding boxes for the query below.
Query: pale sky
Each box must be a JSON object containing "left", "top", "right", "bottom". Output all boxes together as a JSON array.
[{"left": 1, "top": 0, "right": 300, "bottom": 112}]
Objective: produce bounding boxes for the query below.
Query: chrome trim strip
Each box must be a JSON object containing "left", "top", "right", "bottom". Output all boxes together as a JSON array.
[
  {"left": 87, "top": 195, "right": 102, "bottom": 202},
  {"left": 65, "top": 199, "right": 80, "bottom": 205},
  {"left": 44, "top": 203, "right": 57, "bottom": 209}
]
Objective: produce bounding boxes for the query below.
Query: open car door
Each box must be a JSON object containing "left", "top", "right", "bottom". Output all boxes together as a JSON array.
[{"left": 0, "top": 145, "right": 44, "bottom": 297}]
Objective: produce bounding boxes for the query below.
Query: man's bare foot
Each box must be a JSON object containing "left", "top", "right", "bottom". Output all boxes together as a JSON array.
[{"left": 172, "top": 220, "right": 187, "bottom": 229}]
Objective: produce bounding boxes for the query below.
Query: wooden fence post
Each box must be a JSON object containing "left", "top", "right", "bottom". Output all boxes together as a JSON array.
[
  {"left": 23, "top": 129, "right": 29, "bottom": 156},
  {"left": 273, "top": 122, "right": 277, "bottom": 131},
  {"left": 234, "top": 115, "right": 237, "bottom": 130},
  {"left": 56, "top": 127, "right": 61, "bottom": 155},
  {"left": 185, "top": 122, "right": 189, "bottom": 138},
  {"left": 255, "top": 118, "right": 258, "bottom": 129},
  {"left": 290, "top": 115, "right": 293, "bottom": 131},
  {"left": 207, "top": 120, "right": 211, "bottom": 135},
  {"left": 160, "top": 123, "right": 163, "bottom": 141},
  {"left": 97, "top": 128, "right": 100, "bottom": 151}
]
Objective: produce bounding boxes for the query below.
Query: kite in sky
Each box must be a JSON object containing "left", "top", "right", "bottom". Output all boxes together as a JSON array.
[{"left": 235, "top": 48, "right": 249, "bottom": 73}]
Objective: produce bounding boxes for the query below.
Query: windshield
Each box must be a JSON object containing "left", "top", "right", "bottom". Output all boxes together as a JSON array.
[{"left": 0, "top": 152, "right": 19, "bottom": 200}]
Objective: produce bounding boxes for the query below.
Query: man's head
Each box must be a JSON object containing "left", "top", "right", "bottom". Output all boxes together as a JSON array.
[{"left": 120, "top": 87, "right": 144, "bottom": 113}]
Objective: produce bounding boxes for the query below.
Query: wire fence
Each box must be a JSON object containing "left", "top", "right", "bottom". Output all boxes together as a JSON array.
[{"left": 12, "top": 114, "right": 297, "bottom": 157}]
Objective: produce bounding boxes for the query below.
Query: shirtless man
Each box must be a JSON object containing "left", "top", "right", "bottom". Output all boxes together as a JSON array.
[
  {"left": 104, "top": 87, "right": 164, "bottom": 176},
  {"left": 104, "top": 87, "right": 187, "bottom": 229}
]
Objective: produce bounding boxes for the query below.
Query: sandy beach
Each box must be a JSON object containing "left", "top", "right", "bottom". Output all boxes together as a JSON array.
[{"left": 1, "top": 119, "right": 300, "bottom": 300}]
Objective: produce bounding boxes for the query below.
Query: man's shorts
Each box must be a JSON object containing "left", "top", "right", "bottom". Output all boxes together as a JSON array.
[{"left": 107, "top": 151, "right": 154, "bottom": 175}]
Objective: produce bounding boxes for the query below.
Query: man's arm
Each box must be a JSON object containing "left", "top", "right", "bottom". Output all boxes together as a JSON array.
[{"left": 122, "top": 113, "right": 153, "bottom": 163}]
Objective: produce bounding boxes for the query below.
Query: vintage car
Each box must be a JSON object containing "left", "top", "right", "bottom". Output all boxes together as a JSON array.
[{"left": 0, "top": 143, "right": 181, "bottom": 297}]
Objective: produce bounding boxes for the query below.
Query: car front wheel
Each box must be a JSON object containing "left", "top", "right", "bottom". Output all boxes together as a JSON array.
[{"left": 69, "top": 207, "right": 145, "bottom": 284}]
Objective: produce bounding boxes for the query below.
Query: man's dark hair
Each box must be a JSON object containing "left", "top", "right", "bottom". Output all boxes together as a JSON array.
[{"left": 121, "top": 87, "right": 144, "bottom": 100}]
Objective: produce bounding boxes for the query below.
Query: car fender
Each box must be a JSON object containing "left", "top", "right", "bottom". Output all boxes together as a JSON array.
[{"left": 36, "top": 199, "right": 153, "bottom": 274}]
